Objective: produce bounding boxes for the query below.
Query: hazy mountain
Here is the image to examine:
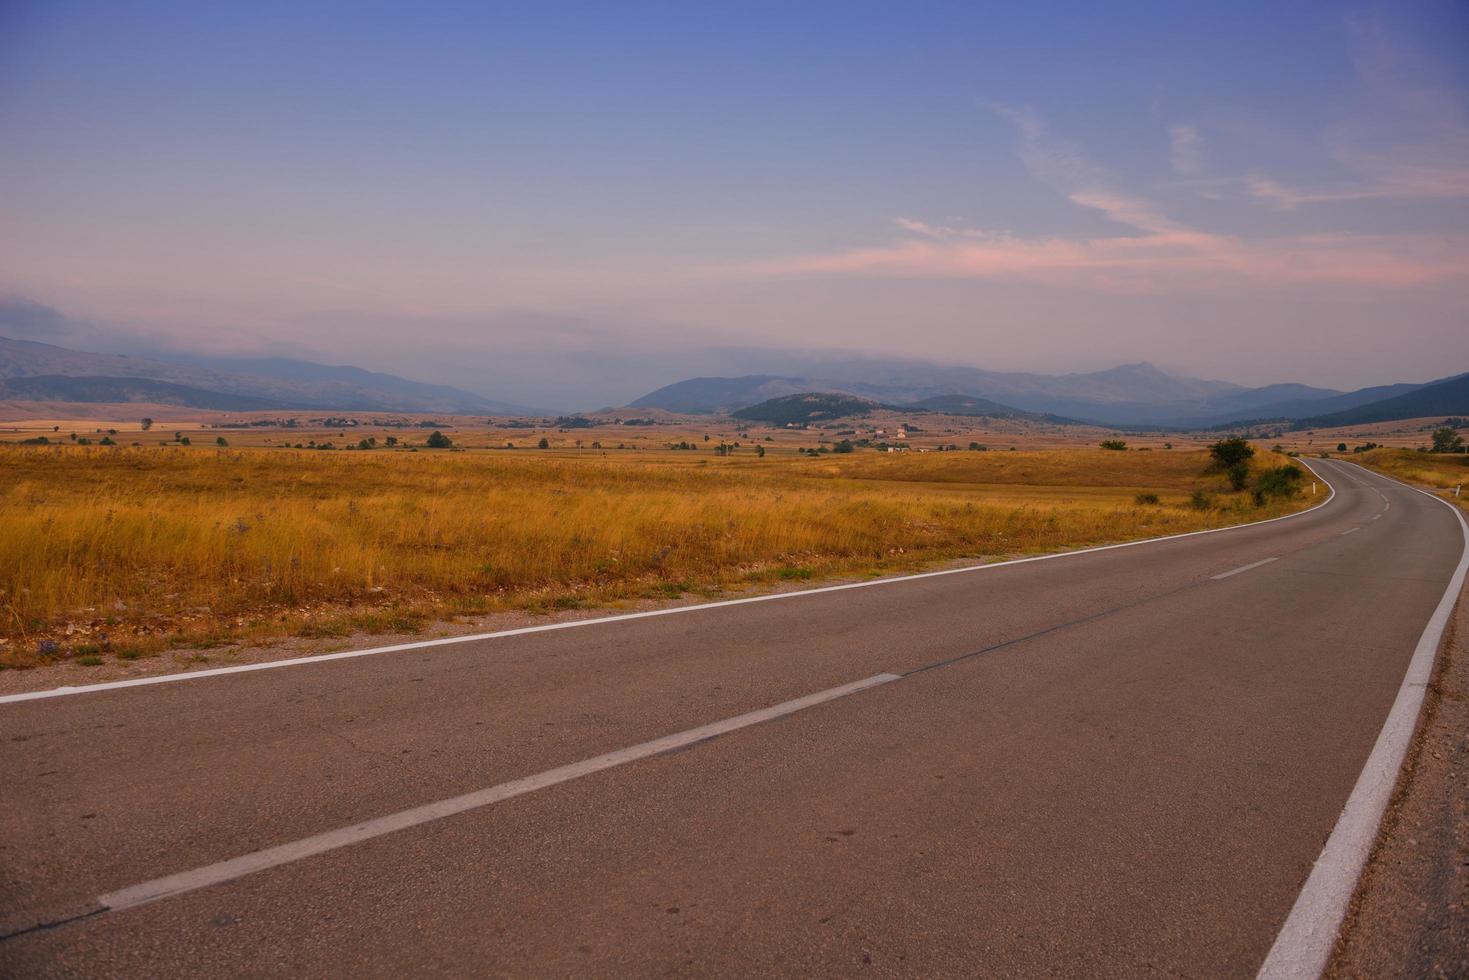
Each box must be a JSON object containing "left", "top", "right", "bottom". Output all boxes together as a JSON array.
[
  {"left": 0, "top": 375, "right": 289, "bottom": 410},
  {"left": 1293, "top": 374, "right": 1469, "bottom": 429},
  {"left": 0, "top": 336, "right": 528, "bottom": 414},
  {"left": 1202, "top": 381, "right": 1431, "bottom": 427},
  {"left": 163, "top": 354, "right": 536, "bottom": 414},
  {"left": 629, "top": 361, "right": 1347, "bottom": 427}
]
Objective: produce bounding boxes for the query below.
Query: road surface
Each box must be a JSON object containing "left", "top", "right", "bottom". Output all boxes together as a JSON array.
[{"left": 2, "top": 458, "right": 1464, "bottom": 977}]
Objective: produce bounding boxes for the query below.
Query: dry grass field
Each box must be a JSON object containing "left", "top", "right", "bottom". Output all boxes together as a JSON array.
[{"left": 0, "top": 439, "right": 1312, "bottom": 671}]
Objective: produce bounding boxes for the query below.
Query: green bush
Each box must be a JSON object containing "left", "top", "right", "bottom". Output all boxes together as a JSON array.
[
  {"left": 1134, "top": 492, "right": 1160, "bottom": 505},
  {"left": 1255, "top": 465, "right": 1304, "bottom": 500},
  {"left": 1226, "top": 462, "right": 1250, "bottom": 491},
  {"left": 426, "top": 430, "right": 452, "bottom": 449},
  {"left": 1099, "top": 440, "right": 1127, "bottom": 450}
]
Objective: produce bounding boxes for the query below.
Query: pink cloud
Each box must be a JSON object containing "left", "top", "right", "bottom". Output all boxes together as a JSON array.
[{"left": 741, "top": 220, "right": 1469, "bottom": 292}]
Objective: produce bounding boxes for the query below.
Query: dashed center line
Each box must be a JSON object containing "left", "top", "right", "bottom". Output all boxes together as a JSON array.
[
  {"left": 88, "top": 672, "right": 901, "bottom": 916},
  {"left": 1211, "top": 557, "right": 1278, "bottom": 580},
  {"left": 1340, "top": 527, "right": 1361, "bottom": 536}
]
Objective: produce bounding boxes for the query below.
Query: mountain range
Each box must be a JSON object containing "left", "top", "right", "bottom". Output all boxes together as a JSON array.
[
  {"left": 631, "top": 363, "right": 1468, "bottom": 429},
  {"left": 0, "top": 336, "right": 532, "bottom": 414},
  {"left": 2, "top": 332, "right": 1464, "bottom": 429}
]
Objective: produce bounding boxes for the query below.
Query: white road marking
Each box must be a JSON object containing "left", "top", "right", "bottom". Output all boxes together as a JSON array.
[
  {"left": 1211, "top": 557, "right": 1278, "bottom": 580},
  {"left": 1258, "top": 463, "right": 1469, "bottom": 980},
  {"left": 1339, "top": 527, "right": 1360, "bottom": 536},
  {"left": 0, "top": 463, "right": 1340, "bottom": 706},
  {"left": 97, "top": 672, "right": 901, "bottom": 912}
]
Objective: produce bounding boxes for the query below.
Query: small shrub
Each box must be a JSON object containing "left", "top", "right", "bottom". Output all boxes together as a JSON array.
[
  {"left": 1255, "top": 465, "right": 1304, "bottom": 500},
  {"left": 1099, "top": 440, "right": 1127, "bottom": 450},
  {"left": 1134, "top": 493, "right": 1160, "bottom": 505},
  {"left": 77, "top": 655, "right": 104, "bottom": 667},
  {"left": 776, "top": 566, "right": 814, "bottom": 581},
  {"left": 1225, "top": 462, "right": 1250, "bottom": 491},
  {"left": 426, "top": 430, "right": 452, "bottom": 449},
  {"left": 1190, "top": 490, "right": 1212, "bottom": 510},
  {"left": 537, "top": 437, "right": 550, "bottom": 449}
]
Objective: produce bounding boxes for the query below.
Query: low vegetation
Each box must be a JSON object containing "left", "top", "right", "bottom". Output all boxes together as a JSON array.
[{"left": 0, "top": 443, "right": 1309, "bottom": 670}]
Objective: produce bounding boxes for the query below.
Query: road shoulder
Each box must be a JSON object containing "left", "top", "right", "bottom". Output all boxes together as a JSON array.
[{"left": 1327, "top": 580, "right": 1469, "bottom": 978}]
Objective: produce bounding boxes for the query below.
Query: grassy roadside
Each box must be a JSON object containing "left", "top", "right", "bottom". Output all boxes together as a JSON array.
[
  {"left": 0, "top": 444, "right": 1313, "bottom": 671},
  {"left": 1351, "top": 448, "right": 1469, "bottom": 513}
]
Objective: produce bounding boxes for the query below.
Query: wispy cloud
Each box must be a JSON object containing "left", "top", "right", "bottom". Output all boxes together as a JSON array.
[
  {"left": 1247, "top": 14, "right": 1469, "bottom": 209},
  {"left": 740, "top": 107, "right": 1469, "bottom": 292},
  {"left": 1169, "top": 125, "right": 1205, "bottom": 176}
]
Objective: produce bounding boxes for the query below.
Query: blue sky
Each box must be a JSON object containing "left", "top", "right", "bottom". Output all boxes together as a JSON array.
[{"left": 2, "top": 1, "right": 1467, "bottom": 406}]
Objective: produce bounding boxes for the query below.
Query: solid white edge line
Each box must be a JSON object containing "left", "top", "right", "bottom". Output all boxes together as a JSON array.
[
  {"left": 0, "top": 458, "right": 1340, "bottom": 705},
  {"left": 96, "top": 671, "right": 902, "bottom": 912},
  {"left": 1211, "top": 556, "right": 1278, "bottom": 580},
  {"left": 1257, "top": 462, "right": 1469, "bottom": 980}
]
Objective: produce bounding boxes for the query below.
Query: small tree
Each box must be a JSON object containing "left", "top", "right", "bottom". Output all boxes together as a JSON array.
[
  {"left": 1100, "top": 439, "right": 1127, "bottom": 450},
  {"left": 1226, "top": 462, "right": 1250, "bottom": 491},
  {"left": 426, "top": 430, "right": 452, "bottom": 449},
  {"left": 1431, "top": 427, "right": 1464, "bottom": 453},
  {"left": 1337, "top": 443, "right": 1347, "bottom": 452},
  {"left": 537, "top": 437, "right": 549, "bottom": 449},
  {"left": 834, "top": 439, "right": 854, "bottom": 453},
  {"left": 216, "top": 436, "right": 228, "bottom": 447},
  {"left": 386, "top": 435, "right": 398, "bottom": 446},
  {"left": 756, "top": 445, "right": 765, "bottom": 457},
  {"left": 140, "top": 418, "right": 153, "bottom": 431},
  {"left": 1209, "top": 437, "right": 1255, "bottom": 470}
]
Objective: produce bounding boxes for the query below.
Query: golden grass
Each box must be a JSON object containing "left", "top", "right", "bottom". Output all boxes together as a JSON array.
[
  {"left": 0, "top": 444, "right": 1310, "bottom": 668},
  {"left": 1354, "top": 448, "right": 1469, "bottom": 512}
]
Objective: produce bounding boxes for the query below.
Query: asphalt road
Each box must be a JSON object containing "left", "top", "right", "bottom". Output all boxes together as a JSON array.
[{"left": 2, "top": 458, "right": 1464, "bottom": 978}]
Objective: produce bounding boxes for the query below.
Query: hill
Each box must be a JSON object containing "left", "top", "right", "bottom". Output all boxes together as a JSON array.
[
  {"left": 0, "top": 375, "right": 290, "bottom": 410},
  {"left": 628, "top": 376, "right": 813, "bottom": 414},
  {"left": 0, "top": 336, "right": 523, "bottom": 414},
  {"left": 732, "top": 392, "right": 881, "bottom": 424},
  {"left": 1294, "top": 373, "right": 1469, "bottom": 429}
]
